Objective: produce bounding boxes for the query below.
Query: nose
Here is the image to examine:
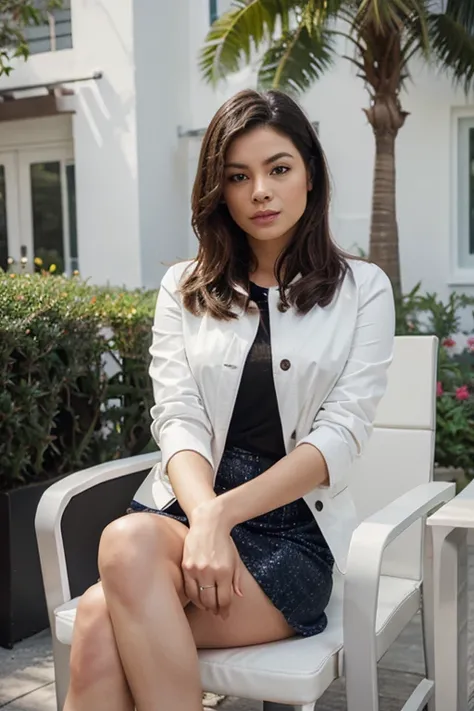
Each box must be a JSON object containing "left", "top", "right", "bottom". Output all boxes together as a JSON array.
[{"left": 252, "top": 176, "right": 272, "bottom": 203}]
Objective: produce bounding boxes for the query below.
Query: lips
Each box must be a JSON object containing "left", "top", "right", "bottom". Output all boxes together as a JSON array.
[{"left": 251, "top": 211, "right": 280, "bottom": 225}]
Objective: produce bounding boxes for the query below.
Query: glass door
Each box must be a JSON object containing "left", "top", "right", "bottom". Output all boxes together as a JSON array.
[
  {"left": 19, "top": 147, "right": 77, "bottom": 275},
  {"left": 0, "top": 152, "right": 21, "bottom": 272},
  {"left": 0, "top": 146, "right": 76, "bottom": 275}
]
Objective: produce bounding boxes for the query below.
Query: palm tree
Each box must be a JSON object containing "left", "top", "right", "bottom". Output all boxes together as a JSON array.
[{"left": 199, "top": 1, "right": 474, "bottom": 295}]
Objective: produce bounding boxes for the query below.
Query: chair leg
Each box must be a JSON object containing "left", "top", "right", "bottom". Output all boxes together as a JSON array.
[
  {"left": 51, "top": 638, "right": 71, "bottom": 711},
  {"left": 421, "top": 528, "right": 436, "bottom": 711},
  {"left": 263, "top": 703, "right": 315, "bottom": 711},
  {"left": 431, "top": 526, "right": 469, "bottom": 711}
]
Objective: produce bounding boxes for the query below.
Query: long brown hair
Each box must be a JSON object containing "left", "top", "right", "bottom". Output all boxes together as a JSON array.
[{"left": 181, "top": 89, "right": 350, "bottom": 320}]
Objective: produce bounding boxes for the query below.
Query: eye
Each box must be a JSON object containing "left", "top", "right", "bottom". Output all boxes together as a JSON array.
[
  {"left": 271, "top": 165, "right": 290, "bottom": 176},
  {"left": 229, "top": 173, "right": 247, "bottom": 183}
]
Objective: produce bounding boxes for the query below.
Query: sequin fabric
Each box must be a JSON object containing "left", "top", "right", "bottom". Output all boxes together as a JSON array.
[{"left": 128, "top": 446, "right": 334, "bottom": 637}]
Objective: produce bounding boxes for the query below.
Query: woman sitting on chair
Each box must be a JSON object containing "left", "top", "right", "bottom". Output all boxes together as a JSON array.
[{"left": 65, "top": 89, "right": 395, "bottom": 711}]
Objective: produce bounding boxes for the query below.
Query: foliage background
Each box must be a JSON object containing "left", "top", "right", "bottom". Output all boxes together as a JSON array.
[
  {"left": 1, "top": 270, "right": 473, "bottom": 492},
  {"left": 0, "top": 271, "right": 156, "bottom": 492}
]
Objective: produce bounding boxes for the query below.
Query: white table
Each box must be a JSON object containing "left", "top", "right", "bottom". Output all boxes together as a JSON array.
[{"left": 427, "top": 480, "right": 473, "bottom": 711}]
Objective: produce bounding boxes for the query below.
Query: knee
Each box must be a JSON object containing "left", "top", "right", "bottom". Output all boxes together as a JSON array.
[
  {"left": 69, "top": 586, "right": 116, "bottom": 692},
  {"left": 98, "top": 514, "right": 167, "bottom": 601}
]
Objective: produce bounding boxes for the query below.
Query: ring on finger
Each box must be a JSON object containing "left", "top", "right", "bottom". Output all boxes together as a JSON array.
[{"left": 199, "top": 584, "right": 217, "bottom": 591}]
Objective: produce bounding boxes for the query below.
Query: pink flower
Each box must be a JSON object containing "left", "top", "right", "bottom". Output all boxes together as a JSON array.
[
  {"left": 467, "top": 336, "right": 474, "bottom": 351},
  {"left": 443, "top": 337, "right": 456, "bottom": 348},
  {"left": 436, "top": 381, "right": 443, "bottom": 397},
  {"left": 455, "top": 385, "right": 469, "bottom": 401}
]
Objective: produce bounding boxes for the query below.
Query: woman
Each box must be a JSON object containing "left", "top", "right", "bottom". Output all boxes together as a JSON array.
[{"left": 65, "top": 89, "right": 395, "bottom": 711}]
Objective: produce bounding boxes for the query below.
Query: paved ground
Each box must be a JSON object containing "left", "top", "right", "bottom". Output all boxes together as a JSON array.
[{"left": 1, "top": 549, "right": 474, "bottom": 711}]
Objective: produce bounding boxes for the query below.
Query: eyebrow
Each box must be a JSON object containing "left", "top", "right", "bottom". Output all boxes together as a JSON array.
[{"left": 224, "top": 151, "right": 294, "bottom": 169}]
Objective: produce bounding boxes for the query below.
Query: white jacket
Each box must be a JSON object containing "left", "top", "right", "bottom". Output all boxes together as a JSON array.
[{"left": 135, "top": 258, "right": 395, "bottom": 573}]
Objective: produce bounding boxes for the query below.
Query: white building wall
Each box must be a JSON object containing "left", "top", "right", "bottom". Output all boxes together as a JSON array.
[
  {"left": 133, "top": 0, "right": 192, "bottom": 288},
  {"left": 0, "top": 0, "right": 142, "bottom": 287},
  {"left": 0, "top": 0, "right": 473, "bottom": 301},
  {"left": 69, "top": 0, "right": 141, "bottom": 287}
]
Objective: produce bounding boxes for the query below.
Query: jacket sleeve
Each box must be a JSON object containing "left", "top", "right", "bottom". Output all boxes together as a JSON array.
[
  {"left": 297, "top": 263, "right": 395, "bottom": 497},
  {"left": 148, "top": 265, "right": 214, "bottom": 475}
]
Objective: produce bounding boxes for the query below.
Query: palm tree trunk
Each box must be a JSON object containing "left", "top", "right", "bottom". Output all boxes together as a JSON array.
[{"left": 365, "top": 94, "right": 407, "bottom": 296}]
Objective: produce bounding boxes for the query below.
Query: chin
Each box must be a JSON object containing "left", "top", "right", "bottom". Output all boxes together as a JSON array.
[{"left": 248, "top": 226, "right": 291, "bottom": 242}]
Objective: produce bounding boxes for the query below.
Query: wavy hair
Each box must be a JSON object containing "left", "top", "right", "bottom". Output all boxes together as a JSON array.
[{"left": 181, "top": 89, "right": 350, "bottom": 319}]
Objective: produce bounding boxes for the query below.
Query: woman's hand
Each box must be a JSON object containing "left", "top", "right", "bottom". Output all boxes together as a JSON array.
[{"left": 182, "top": 501, "right": 243, "bottom": 619}]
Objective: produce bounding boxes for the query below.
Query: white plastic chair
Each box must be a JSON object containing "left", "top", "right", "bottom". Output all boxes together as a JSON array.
[{"left": 35, "top": 335, "right": 454, "bottom": 711}]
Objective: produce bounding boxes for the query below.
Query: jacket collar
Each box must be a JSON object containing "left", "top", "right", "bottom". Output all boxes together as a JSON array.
[{"left": 233, "top": 273, "right": 302, "bottom": 296}]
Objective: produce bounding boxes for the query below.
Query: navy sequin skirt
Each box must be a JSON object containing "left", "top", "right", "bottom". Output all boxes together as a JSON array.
[{"left": 128, "top": 446, "right": 334, "bottom": 637}]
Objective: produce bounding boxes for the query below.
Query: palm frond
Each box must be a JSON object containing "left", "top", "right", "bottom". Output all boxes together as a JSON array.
[
  {"left": 356, "top": 0, "right": 430, "bottom": 30},
  {"left": 429, "top": 11, "right": 474, "bottom": 93},
  {"left": 445, "top": 0, "right": 474, "bottom": 34},
  {"left": 199, "top": 0, "right": 306, "bottom": 86},
  {"left": 399, "top": 10, "right": 430, "bottom": 69},
  {"left": 257, "top": 18, "right": 335, "bottom": 95}
]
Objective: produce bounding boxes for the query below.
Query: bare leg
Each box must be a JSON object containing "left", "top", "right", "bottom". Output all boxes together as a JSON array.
[
  {"left": 98, "top": 513, "right": 202, "bottom": 711},
  {"left": 66, "top": 512, "right": 298, "bottom": 711},
  {"left": 64, "top": 583, "right": 133, "bottom": 711},
  {"left": 188, "top": 560, "right": 294, "bottom": 649}
]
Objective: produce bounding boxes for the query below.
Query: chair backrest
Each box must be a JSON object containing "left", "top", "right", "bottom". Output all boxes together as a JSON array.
[{"left": 348, "top": 335, "right": 438, "bottom": 581}]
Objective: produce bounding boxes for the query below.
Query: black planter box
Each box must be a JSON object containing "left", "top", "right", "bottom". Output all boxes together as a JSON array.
[{"left": 0, "top": 475, "right": 63, "bottom": 649}]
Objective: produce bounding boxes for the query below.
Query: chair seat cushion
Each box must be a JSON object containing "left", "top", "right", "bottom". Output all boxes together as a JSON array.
[{"left": 55, "top": 575, "right": 420, "bottom": 705}]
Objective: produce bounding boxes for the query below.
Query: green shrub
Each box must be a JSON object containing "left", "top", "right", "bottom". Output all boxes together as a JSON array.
[
  {"left": 395, "top": 283, "right": 474, "bottom": 476},
  {"left": 0, "top": 271, "right": 156, "bottom": 492}
]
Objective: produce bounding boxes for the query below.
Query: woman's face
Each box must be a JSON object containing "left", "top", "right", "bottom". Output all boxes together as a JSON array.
[{"left": 222, "top": 126, "right": 312, "bottom": 249}]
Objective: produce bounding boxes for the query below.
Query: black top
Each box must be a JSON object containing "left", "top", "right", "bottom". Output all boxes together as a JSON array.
[{"left": 225, "top": 282, "right": 286, "bottom": 462}]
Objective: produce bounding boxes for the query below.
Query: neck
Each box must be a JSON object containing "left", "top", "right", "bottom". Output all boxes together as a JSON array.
[{"left": 247, "top": 233, "right": 290, "bottom": 286}]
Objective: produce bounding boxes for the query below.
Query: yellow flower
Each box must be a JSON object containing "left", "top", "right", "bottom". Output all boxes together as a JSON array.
[
  {"left": 34, "top": 257, "right": 43, "bottom": 266},
  {"left": 49, "top": 264, "right": 57, "bottom": 273},
  {"left": 73, "top": 270, "right": 80, "bottom": 277},
  {"left": 9, "top": 273, "right": 15, "bottom": 278}
]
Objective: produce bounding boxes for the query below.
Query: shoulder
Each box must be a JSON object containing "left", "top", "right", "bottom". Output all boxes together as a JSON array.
[
  {"left": 344, "top": 258, "right": 393, "bottom": 300},
  {"left": 160, "top": 260, "right": 197, "bottom": 293},
  {"left": 341, "top": 259, "right": 395, "bottom": 337}
]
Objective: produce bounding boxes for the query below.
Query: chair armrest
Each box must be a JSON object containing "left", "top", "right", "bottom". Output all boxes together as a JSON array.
[
  {"left": 35, "top": 452, "right": 160, "bottom": 626},
  {"left": 343, "top": 481, "right": 455, "bottom": 708},
  {"left": 427, "top": 477, "right": 474, "bottom": 529}
]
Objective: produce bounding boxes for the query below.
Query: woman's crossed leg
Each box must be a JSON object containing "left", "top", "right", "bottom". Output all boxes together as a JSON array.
[{"left": 64, "top": 512, "right": 294, "bottom": 711}]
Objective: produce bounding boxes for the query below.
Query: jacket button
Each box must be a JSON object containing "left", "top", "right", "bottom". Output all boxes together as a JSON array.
[
  {"left": 280, "top": 359, "right": 291, "bottom": 371},
  {"left": 315, "top": 500, "right": 323, "bottom": 512}
]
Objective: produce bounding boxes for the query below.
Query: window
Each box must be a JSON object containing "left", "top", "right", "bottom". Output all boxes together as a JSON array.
[
  {"left": 0, "top": 165, "right": 8, "bottom": 272},
  {"left": 29, "top": 157, "right": 78, "bottom": 275},
  {"left": 209, "top": 0, "right": 218, "bottom": 24},
  {"left": 23, "top": 0, "right": 72, "bottom": 54},
  {"left": 66, "top": 163, "right": 79, "bottom": 273},
  {"left": 30, "top": 161, "right": 65, "bottom": 271},
  {"left": 457, "top": 117, "right": 474, "bottom": 270}
]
